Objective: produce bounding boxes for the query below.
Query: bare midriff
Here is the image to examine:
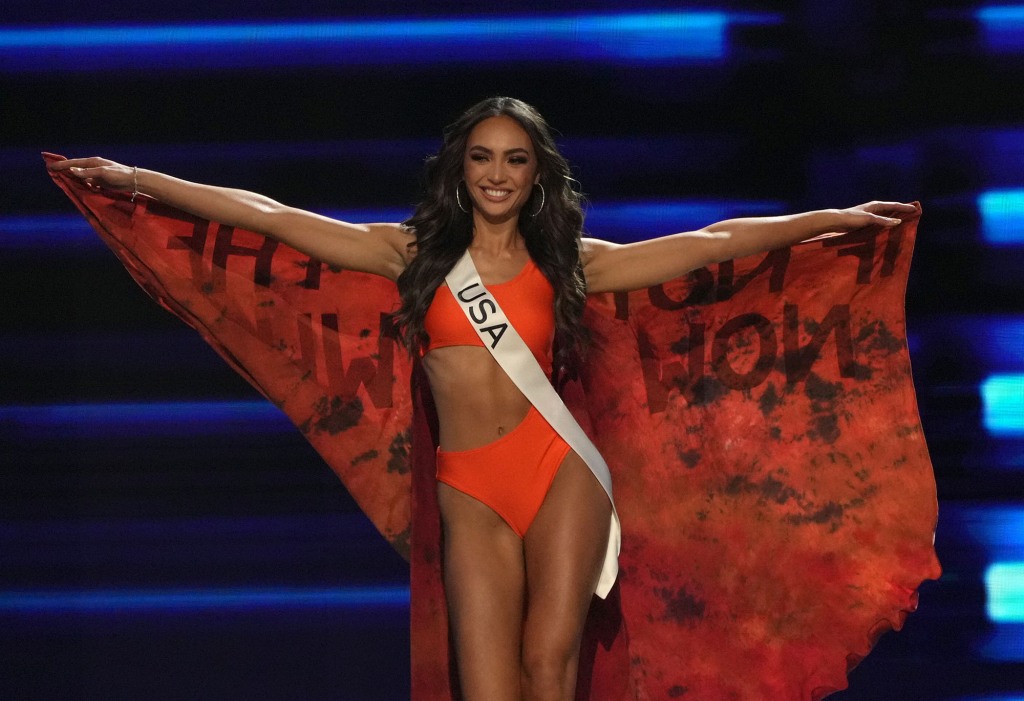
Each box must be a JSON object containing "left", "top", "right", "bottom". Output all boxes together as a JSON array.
[{"left": 421, "top": 346, "right": 533, "bottom": 452}]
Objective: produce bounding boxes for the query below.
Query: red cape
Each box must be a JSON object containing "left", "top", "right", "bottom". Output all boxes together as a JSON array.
[{"left": 47, "top": 154, "right": 940, "bottom": 700}]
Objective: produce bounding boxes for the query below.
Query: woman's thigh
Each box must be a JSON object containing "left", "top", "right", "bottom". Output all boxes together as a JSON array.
[
  {"left": 437, "top": 482, "right": 526, "bottom": 701},
  {"left": 521, "top": 451, "right": 612, "bottom": 686}
]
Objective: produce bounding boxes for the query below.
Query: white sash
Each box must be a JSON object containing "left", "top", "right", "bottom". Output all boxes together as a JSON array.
[{"left": 445, "top": 249, "right": 620, "bottom": 598}]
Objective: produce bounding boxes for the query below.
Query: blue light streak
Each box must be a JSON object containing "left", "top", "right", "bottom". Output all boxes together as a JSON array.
[
  {"left": 977, "top": 623, "right": 1024, "bottom": 662},
  {"left": 0, "top": 210, "right": 414, "bottom": 251},
  {"left": 986, "top": 562, "right": 1024, "bottom": 623},
  {"left": 952, "top": 316, "right": 1024, "bottom": 370},
  {"left": 0, "top": 214, "right": 104, "bottom": 250},
  {"left": 0, "top": 401, "right": 293, "bottom": 439},
  {"left": 540, "top": 198, "right": 785, "bottom": 234},
  {"left": 584, "top": 200, "right": 784, "bottom": 241},
  {"left": 981, "top": 374, "right": 1024, "bottom": 436},
  {"left": 912, "top": 315, "right": 1024, "bottom": 374},
  {"left": 978, "top": 189, "right": 1024, "bottom": 245},
  {"left": 977, "top": 5, "right": 1024, "bottom": 53},
  {"left": 0, "top": 585, "right": 409, "bottom": 613},
  {"left": 981, "top": 129, "right": 1024, "bottom": 181},
  {"left": 953, "top": 504, "right": 1024, "bottom": 556},
  {"left": 2, "top": 199, "right": 783, "bottom": 250},
  {"left": 951, "top": 505, "right": 1024, "bottom": 662},
  {"left": 0, "top": 12, "right": 780, "bottom": 72}
]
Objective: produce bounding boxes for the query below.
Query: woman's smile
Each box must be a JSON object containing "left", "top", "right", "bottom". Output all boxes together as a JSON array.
[
  {"left": 463, "top": 115, "right": 538, "bottom": 220},
  {"left": 481, "top": 186, "right": 513, "bottom": 200}
]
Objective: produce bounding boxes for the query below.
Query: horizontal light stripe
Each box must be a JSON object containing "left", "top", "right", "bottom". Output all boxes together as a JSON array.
[
  {"left": 980, "top": 129, "right": 1024, "bottom": 180},
  {"left": 944, "top": 504, "right": 1024, "bottom": 556},
  {"left": 0, "top": 214, "right": 109, "bottom": 250},
  {"left": 0, "top": 513, "right": 381, "bottom": 542},
  {"left": 0, "top": 401, "right": 292, "bottom": 438},
  {"left": 584, "top": 199, "right": 784, "bottom": 240},
  {"left": 977, "top": 5, "right": 1024, "bottom": 53},
  {"left": 0, "top": 12, "right": 780, "bottom": 71},
  {"left": 26, "top": 134, "right": 738, "bottom": 166},
  {"left": 978, "top": 318, "right": 1024, "bottom": 369},
  {"left": 976, "top": 623, "right": 1024, "bottom": 662},
  {"left": 0, "top": 210, "right": 413, "bottom": 250},
  {"left": 986, "top": 562, "right": 1024, "bottom": 622},
  {"left": 978, "top": 189, "right": 1024, "bottom": 245},
  {"left": 0, "top": 586, "right": 408, "bottom": 612},
  {"left": 921, "top": 315, "right": 1024, "bottom": 370},
  {"left": 981, "top": 374, "right": 1024, "bottom": 436},
  {"left": 1, "top": 199, "right": 783, "bottom": 250},
  {"left": 917, "top": 315, "right": 1024, "bottom": 374},
  {"left": 844, "top": 128, "right": 1024, "bottom": 182},
  {"left": 977, "top": 5, "right": 1024, "bottom": 23},
  {"left": 1, "top": 14, "right": 731, "bottom": 50}
]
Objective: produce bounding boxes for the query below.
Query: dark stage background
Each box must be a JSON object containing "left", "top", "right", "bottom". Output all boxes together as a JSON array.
[{"left": 2, "top": 2, "right": 1023, "bottom": 700}]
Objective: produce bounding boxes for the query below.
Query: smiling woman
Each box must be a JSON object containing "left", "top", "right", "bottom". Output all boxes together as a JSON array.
[
  {"left": 45, "top": 96, "right": 936, "bottom": 701},
  {"left": 462, "top": 117, "right": 541, "bottom": 222}
]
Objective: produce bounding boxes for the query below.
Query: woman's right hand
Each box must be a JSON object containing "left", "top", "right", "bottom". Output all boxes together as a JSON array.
[{"left": 48, "top": 156, "right": 135, "bottom": 193}]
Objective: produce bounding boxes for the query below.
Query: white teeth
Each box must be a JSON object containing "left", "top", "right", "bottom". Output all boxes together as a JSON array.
[{"left": 484, "top": 188, "right": 511, "bottom": 197}]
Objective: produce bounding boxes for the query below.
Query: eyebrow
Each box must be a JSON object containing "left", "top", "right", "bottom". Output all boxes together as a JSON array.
[{"left": 467, "top": 145, "right": 531, "bottom": 156}]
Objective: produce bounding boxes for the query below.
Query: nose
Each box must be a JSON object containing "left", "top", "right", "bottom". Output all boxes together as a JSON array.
[{"left": 486, "top": 159, "right": 507, "bottom": 183}]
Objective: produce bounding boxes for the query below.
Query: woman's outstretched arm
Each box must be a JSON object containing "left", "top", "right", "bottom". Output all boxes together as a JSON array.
[
  {"left": 581, "top": 201, "right": 918, "bottom": 294},
  {"left": 48, "top": 156, "right": 413, "bottom": 281}
]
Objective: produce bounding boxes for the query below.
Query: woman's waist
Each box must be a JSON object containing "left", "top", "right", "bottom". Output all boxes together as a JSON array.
[
  {"left": 431, "top": 385, "right": 538, "bottom": 452},
  {"left": 422, "top": 346, "right": 556, "bottom": 449}
]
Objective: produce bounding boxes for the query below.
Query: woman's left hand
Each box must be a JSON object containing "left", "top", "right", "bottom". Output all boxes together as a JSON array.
[{"left": 828, "top": 201, "right": 920, "bottom": 233}]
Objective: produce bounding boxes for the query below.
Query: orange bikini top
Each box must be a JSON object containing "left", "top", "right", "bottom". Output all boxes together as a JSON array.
[{"left": 423, "top": 257, "right": 555, "bottom": 374}]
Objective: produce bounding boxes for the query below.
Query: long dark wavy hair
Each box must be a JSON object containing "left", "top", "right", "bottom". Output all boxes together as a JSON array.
[{"left": 393, "top": 97, "right": 588, "bottom": 377}]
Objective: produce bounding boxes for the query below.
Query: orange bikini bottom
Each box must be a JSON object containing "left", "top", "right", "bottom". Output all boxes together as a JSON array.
[{"left": 436, "top": 406, "right": 572, "bottom": 537}]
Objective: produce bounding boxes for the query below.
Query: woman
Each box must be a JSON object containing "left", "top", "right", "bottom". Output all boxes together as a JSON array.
[{"left": 49, "top": 96, "right": 918, "bottom": 701}]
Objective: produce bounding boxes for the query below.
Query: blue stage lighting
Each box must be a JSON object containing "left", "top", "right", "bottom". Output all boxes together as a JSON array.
[
  {"left": 987, "top": 562, "right": 1024, "bottom": 623},
  {"left": 0, "top": 210, "right": 415, "bottom": 251},
  {"left": 977, "top": 623, "right": 1024, "bottom": 663},
  {"left": 949, "top": 505, "right": 1024, "bottom": 661},
  {"left": 0, "top": 585, "right": 409, "bottom": 613},
  {"left": 978, "top": 189, "right": 1024, "bottom": 245},
  {"left": 0, "top": 12, "right": 781, "bottom": 72},
  {"left": 0, "top": 401, "right": 293, "bottom": 439},
  {"left": 0, "top": 214, "right": 101, "bottom": 249},
  {"left": 954, "top": 504, "right": 1024, "bottom": 556},
  {"left": 980, "top": 563, "right": 1024, "bottom": 661},
  {"left": 977, "top": 5, "right": 1024, "bottom": 53},
  {"left": 981, "top": 130, "right": 1024, "bottom": 181},
  {"left": 981, "top": 374, "right": 1024, "bottom": 436},
  {"left": 923, "top": 315, "right": 1024, "bottom": 371},
  {"left": 975, "top": 318, "right": 1024, "bottom": 370},
  {"left": 2, "top": 199, "right": 783, "bottom": 250},
  {"left": 584, "top": 200, "right": 784, "bottom": 241}
]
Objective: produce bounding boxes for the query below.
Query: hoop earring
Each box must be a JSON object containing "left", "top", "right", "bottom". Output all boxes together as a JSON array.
[
  {"left": 528, "top": 183, "right": 546, "bottom": 216},
  {"left": 455, "top": 181, "right": 470, "bottom": 214}
]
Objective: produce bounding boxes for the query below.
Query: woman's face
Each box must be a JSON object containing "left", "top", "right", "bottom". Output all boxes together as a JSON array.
[{"left": 462, "top": 115, "right": 540, "bottom": 223}]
